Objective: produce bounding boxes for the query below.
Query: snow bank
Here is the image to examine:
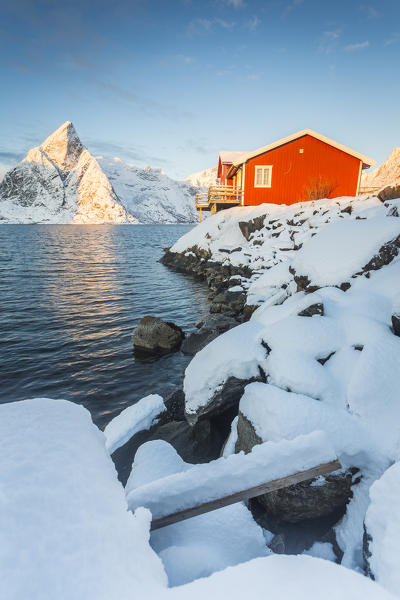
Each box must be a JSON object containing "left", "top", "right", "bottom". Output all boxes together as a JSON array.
[
  {"left": 0, "top": 398, "right": 167, "bottom": 600},
  {"left": 170, "top": 554, "right": 396, "bottom": 600},
  {"left": 127, "top": 440, "right": 267, "bottom": 586},
  {"left": 126, "top": 431, "right": 336, "bottom": 518},
  {"left": 104, "top": 394, "right": 165, "bottom": 454},
  {"left": 365, "top": 461, "right": 400, "bottom": 596},
  {"left": 184, "top": 320, "right": 267, "bottom": 417},
  {"left": 292, "top": 217, "right": 400, "bottom": 286},
  {"left": 239, "top": 382, "right": 373, "bottom": 462}
]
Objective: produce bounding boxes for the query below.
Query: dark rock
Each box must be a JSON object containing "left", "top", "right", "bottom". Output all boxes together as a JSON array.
[
  {"left": 377, "top": 184, "right": 400, "bottom": 202},
  {"left": 181, "top": 329, "right": 219, "bottom": 355},
  {"left": 318, "top": 351, "right": 335, "bottom": 365},
  {"left": 181, "top": 315, "right": 238, "bottom": 355},
  {"left": 132, "top": 316, "right": 184, "bottom": 354},
  {"left": 392, "top": 314, "right": 400, "bottom": 336},
  {"left": 236, "top": 409, "right": 356, "bottom": 523},
  {"left": 387, "top": 205, "right": 399, "bottom": 217},
  {"left": 235, "top": 411, "right": 263, "bottom": 454},
  {"left": 112, "top": 416, "right": 228, "bottom": 486},
  {"left": 249, "top": 496, "right": 346, "bottom": 557},
  {"left": 298, "top": 303, "right": 324, "bottom": 317},
  {"left": 290, "top": 267, "right": 320, "bottom": 294},
  {"left": 162, "top": 387, "right": 186, "bottom": 422},
  {"left": 243, "top": 304, "right": 259, "bottom": 321},
  {"left": 238, "top": 215, "right": 266, "bottom": 241},
  {"left": 258, "top": 469, "right": 355, "bottom": 523},
  {"left": 269, "top": 534, "right": 286, "bottom": 554},
  {"left": 341, "top": 205, "right": 352, "bottom": 214},
  {"left": 363, "top": 524, "right": 374, "bottom": 579},
  {"left": 185, "top": 375, "right": 264, "bottom": 426},
  {"left": 362, "top": 234, "right": 400, "bottom": 273}
]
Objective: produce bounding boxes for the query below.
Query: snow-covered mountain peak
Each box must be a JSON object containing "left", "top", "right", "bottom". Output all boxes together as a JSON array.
[
  {"left": 362, "top": 146, "right": 400, "bottom": 188},
  {"left": 24, "top": 121, "right": 84, "bottom": 170}
]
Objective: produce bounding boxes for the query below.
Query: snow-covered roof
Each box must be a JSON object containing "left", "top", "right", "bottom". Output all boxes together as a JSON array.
[
  {"left": 230, "top": 129, "right": 376, "bottom": 169},
  {"left": 219, "top": 151, "right": 247, "bottom": 164}
]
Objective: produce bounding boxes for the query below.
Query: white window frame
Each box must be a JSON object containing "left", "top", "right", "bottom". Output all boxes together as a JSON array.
[{"left": 254, "top": 165, "right": 273, "bottom": 188}]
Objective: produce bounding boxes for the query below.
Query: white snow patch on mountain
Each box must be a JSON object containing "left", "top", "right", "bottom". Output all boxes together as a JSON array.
[
  {"left": 185, "top": 166, "right": 217, "bottom": 188},
  {"left": 99, "top": 157, "right": 199, "bottom": 224},
  {"left": 362, "top": 147, "right": 400, "bottom": 188}
]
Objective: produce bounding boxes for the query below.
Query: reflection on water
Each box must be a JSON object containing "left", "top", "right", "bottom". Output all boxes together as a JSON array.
[{"left": 0, "top": 224, "right": 210, "bottom": 428}]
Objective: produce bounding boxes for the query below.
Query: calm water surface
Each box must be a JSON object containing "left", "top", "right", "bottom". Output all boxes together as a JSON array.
[{"left": 0, "top": 225, "right": 209, "bottom": 428}]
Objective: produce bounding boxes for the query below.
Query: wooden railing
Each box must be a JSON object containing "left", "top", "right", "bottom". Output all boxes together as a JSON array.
[{"left": 195, "top": 185, "right": 242, "bottom": 209}]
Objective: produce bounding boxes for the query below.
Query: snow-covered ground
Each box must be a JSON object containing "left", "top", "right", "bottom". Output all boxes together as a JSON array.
[
  {"left": 1, "top": 397, "right": 396, "bottom": 599},
  {"left": 167, "top": 190, "right": 400, "bottom": 590}
]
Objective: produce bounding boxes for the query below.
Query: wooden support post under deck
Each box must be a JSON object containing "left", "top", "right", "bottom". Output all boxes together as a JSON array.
[
  {"left": 199, "top": 206, "right": 202, "bottom": 222},
  {"left": 150, "top": 458, "right": 341, "bottom": 530}
]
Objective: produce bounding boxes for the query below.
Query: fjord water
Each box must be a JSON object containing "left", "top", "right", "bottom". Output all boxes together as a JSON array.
[{"left": 0, "top": 225, "right": 209, "bottom": 428}]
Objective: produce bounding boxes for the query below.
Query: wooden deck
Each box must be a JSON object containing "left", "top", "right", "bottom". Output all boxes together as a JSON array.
[
  {"left": 150, "top": 458, "right": 341, "bottom": 530},
  {"left": 195, "top": 185, "right": 242, "bottom": 220}
]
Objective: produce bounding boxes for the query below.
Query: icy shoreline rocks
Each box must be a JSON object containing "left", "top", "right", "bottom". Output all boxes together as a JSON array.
[{"left": 157, "top": 191, "right": 400, "bottom": 575}]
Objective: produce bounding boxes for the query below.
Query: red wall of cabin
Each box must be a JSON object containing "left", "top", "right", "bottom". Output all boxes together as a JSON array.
[
  {"left": 243, "top": 135, "right": 361, "bottom": 206},
  {"left": 219, "top": 164, "right": 234, "bottom": 186}
]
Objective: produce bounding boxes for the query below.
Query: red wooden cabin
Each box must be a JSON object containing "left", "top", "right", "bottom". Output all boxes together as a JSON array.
[{"left": 195, "top": 129, "right": 375, "bottom": 218}]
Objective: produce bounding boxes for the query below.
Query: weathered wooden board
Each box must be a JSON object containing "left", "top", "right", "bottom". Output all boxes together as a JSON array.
[{"left": 150, "top": 458, "right": 341, "bottom": 530}]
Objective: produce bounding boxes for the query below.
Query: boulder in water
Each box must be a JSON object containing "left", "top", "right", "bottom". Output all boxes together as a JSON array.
[{"left": 132, "top": 316, "right": 184, "bottom": 354}]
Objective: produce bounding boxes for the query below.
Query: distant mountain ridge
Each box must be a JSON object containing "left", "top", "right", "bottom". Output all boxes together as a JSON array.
[
  {"left": 0, "top": 122, "right": 201, "bottom": 224},
  {"left": 362, "top": 147, "right": 400, "bottom": 188},
  {"left": 185, "top": 166, "right": 217, "bottom": 188}
]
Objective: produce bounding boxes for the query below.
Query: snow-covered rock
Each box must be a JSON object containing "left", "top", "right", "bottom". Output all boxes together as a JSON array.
[
  {"left": 292, "top": 217, "right": 400, "bottom": 289},
  {"left": 126, "top": 440, "right": 267, "bottom": 586},
  {"left": 126, "top": 431, "right": 336, "bottom": 519},
  {"left": 0, "top": 397, "right": 167, "bottom": 600},
  {"left": 0, "top": 122, "right": 200, "bottom": 224},
  {"left": 364, "top": 461, "right": 400, "bottom": 596},
  {"left": 171, "top": 554, "right": 397, "bottom": 600},
  {"left": 104, "top": 394, "right": 166, "bottom": 454}
]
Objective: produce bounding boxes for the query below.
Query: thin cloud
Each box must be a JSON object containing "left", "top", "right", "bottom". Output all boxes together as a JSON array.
[
  {"left": 176, "top": 54, "right": 195, "bottom": 64},
  {"left": 384, "top": 33, "right": 400, "bottom": 46},
  {"left": 360, "top": 4, "right": 380, "bottom": 19},
  {"left": 187, "top": 17, "right": 236, "bottom": 34},
  {"left": 344, "top": 40, "right": 370, "bottom": 51},
  {"left": 248, "top": 72, "right": 262, "bottom": 80},
  {"left": 318, "top": 29, "right": 342, "bottom": 54},
  {"left": 245, "top": 16, "right": 261, "bottom": 31},
  {"left": 283, "top": 0, "right": 304, "bottom": 18},
  {"left": 218, "top": 0, "right": 246, "bottom": 7}
]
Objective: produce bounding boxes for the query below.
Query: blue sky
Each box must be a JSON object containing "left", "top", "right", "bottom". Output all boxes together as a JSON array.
[{"left": 1, "top": 0, "right": 400, "bottom": 179}]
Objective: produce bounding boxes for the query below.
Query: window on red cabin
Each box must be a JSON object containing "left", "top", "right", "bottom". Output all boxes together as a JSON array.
[{"left": 254, "top": 165, "right": 273, "bottom": 188}]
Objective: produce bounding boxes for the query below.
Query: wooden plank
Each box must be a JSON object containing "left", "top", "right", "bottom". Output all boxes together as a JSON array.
[{"left": 150, "top": 458, "right": 341, "bottom": 530}]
